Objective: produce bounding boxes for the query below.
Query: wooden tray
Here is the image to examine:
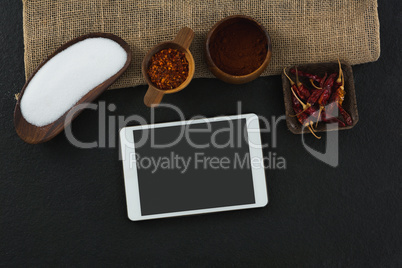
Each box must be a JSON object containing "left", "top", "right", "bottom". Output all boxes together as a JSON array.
[{"left": 281, "top": 61, "right": 359, "bottom": 134}]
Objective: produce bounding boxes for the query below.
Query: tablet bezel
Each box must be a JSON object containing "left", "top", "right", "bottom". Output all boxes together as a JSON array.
[{"left": 120, "top": 113, "right": 268, "bottom": 221}]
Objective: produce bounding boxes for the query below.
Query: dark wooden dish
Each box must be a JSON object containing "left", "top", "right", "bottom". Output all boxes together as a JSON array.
[
  {"left": 205, "top": 15, "right": 272, "bottom": 84},
  {"left": 14, "top": 33, "right": 132, "bottom": 144},
  {"left": 142, "top": 27, "right": 195, "bottom": 107},
  {"left": 282, "top": 61, "right": 359, "bottom": 134}
]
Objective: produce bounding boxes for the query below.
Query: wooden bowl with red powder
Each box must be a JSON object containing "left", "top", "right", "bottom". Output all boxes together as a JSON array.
[{"left": 205, "top": 15, "right": 272, "bottom": 84}]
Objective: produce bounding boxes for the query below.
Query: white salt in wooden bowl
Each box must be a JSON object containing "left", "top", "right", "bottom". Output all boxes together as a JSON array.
[{"left": 14, "top": 33, "right": 132, "bottom": 144}]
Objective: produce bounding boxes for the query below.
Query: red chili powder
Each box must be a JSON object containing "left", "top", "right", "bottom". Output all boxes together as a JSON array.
[{"left": 209, "top": 20, "right": 268, "bottom": 76}]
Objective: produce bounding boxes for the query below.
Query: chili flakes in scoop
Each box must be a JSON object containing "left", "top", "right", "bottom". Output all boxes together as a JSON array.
[{"left": 147, "top": 48, "right": 189, "bottom": 90}]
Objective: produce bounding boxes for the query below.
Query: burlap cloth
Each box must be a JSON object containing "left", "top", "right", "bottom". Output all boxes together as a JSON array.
[{"left": 22, "top": 0, "right": 380, "bottom": 89}]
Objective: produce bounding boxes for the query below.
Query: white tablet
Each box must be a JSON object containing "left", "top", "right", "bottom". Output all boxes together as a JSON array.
[{"left": 119, "top": 113, "right": 268, "bottom": 221}]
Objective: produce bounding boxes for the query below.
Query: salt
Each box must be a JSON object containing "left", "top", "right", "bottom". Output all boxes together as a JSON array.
[{"left": 20, "top": 37, "right": 128, "bottom": 127}]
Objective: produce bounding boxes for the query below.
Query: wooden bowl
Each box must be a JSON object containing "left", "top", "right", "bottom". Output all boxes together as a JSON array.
[
  {"left": 14, "top": 33, "right": 132, "bottom": 144},
  {"left": 282, "top": 61, "right": 359, "bottom": 134},
  {"left": 142, "top": 27, "right": 195, "bottom": 107},
  {"left": 205, "top": 15, "right": 272, "bottom": 84}
]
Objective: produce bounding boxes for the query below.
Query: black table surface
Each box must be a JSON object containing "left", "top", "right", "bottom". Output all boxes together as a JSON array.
[{"left": 1, "top": 0, "right": 401, "bottom": 266}]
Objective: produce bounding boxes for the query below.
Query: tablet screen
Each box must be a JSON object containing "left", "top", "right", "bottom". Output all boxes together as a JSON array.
[{"left": 133, "top": 118, "right": 255, "bottom": 216}]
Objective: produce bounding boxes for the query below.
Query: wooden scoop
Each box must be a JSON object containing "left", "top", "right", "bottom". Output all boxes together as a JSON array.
[
  {"left": 14, "top": 33, "right": 132, "bottom": 144},
  {"left": 142, "top": 27, "right": 195, "bottom": 107}
]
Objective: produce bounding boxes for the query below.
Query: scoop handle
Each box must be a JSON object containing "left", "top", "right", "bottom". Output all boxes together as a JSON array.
[
  {"left": 172, "top": 27, "right": 195, "bottom": 50},
  {"left": 144, "top": 85, "right": 165, "bottom": 107}
]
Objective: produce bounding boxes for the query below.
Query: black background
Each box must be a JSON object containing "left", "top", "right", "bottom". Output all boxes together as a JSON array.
[{"left": 1, "top": 0, "right": 401, "bottom": 266}]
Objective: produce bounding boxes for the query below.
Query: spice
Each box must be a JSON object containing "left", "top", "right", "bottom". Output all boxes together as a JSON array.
[
  {"left": 284, "top": 62, "right": 353, "bottom": 139},
  {"left": 209, "top": 20, "right": 268, "bottom": 76},
  {"left": 289, "top": 61, "right": 352, "bottom": 126},
  {"left": 147, "top": 48, "right": 189, "bottom": 90}
]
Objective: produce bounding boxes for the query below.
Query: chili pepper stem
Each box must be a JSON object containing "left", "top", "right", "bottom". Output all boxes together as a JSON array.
[
  {"left": 289, "top": 87, "right": 311, "bottom": 117},
  {"left": 304, "top": 122, "right": 321, "bottom": 139},
  {"left": 295, "top": 67, "right": 302, "bottom": 88},
  {"left": 341, "top": 69, "right": 345, "bottom": 88},
  {"left": 336, "top": 59, "right": 342, "bottom": 85},
  {"left": 295, "top": 106, "right": 311, "bottom": 117},
  {"left": 309, "top": 121, "right": 315, "bottom": 131},
  {"left": 310, "top": 79, "right": 322, "bottom": 89},
  {"left": 290, "top": 87, "right": 307, "bottom": 108},
  {"left": 316, "top": 106, "right": 324, "bottom": 128},
  {"left": 310, "top": 121, "right": 321, "bottom": 138},
  {"left": 309, "top": 126, "right": 321, "bottom": 139},
  {"left": 283, "top": 67, "right": 295, "bottom": 85}
]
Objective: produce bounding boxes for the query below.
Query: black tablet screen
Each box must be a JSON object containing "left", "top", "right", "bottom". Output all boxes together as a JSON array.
[{"left": 133, "top": 118, "right": 255, "bottom": 216}]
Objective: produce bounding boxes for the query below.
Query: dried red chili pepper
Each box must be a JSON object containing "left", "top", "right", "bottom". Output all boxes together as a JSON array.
[
  {"left": 291, "top": 94, "right": 307, "bottom": 123},
  {"left": 287, "top": 61, "right": 351, "bottom": 132},
  {"left": 292, "top": 73, "right": 327, "bottom": 116},
  {"left": 334, "top": 60, "right": 343, "bottom": 89},
  {"left": 338, "top": 105, "right": 353, "bottom": 126},
  {"left": 316, "top": 73, "right": 338, "bottom": 125},
  {"left": 289, "top": 84, "right": 321, "bottom": 139},
  {"left": 293, "top": 95, "right": 345, "bottom": 128},
  {"left": 311, "top": 109, "right": 346, "bottom": 127},
  {"left": 327, "top": 62, "right": 353, "bottom": 126},
  {"left": 290, "top": 68, "right": 323, "bottom": 83},
  {"left": 147, "top": 48, "right": 189, "bottom": 90},
  {"left": 322, "top": 111, "right": 347, "bottom": 127},
  {"left": 283, "top": 68, "right": 310, "bottom": 101},
  {"left": 303, "top": 72, "right": 339, "bottom": 118},
  {"left": 295, "top": 67, "right": 311, "bottom": 100}
]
